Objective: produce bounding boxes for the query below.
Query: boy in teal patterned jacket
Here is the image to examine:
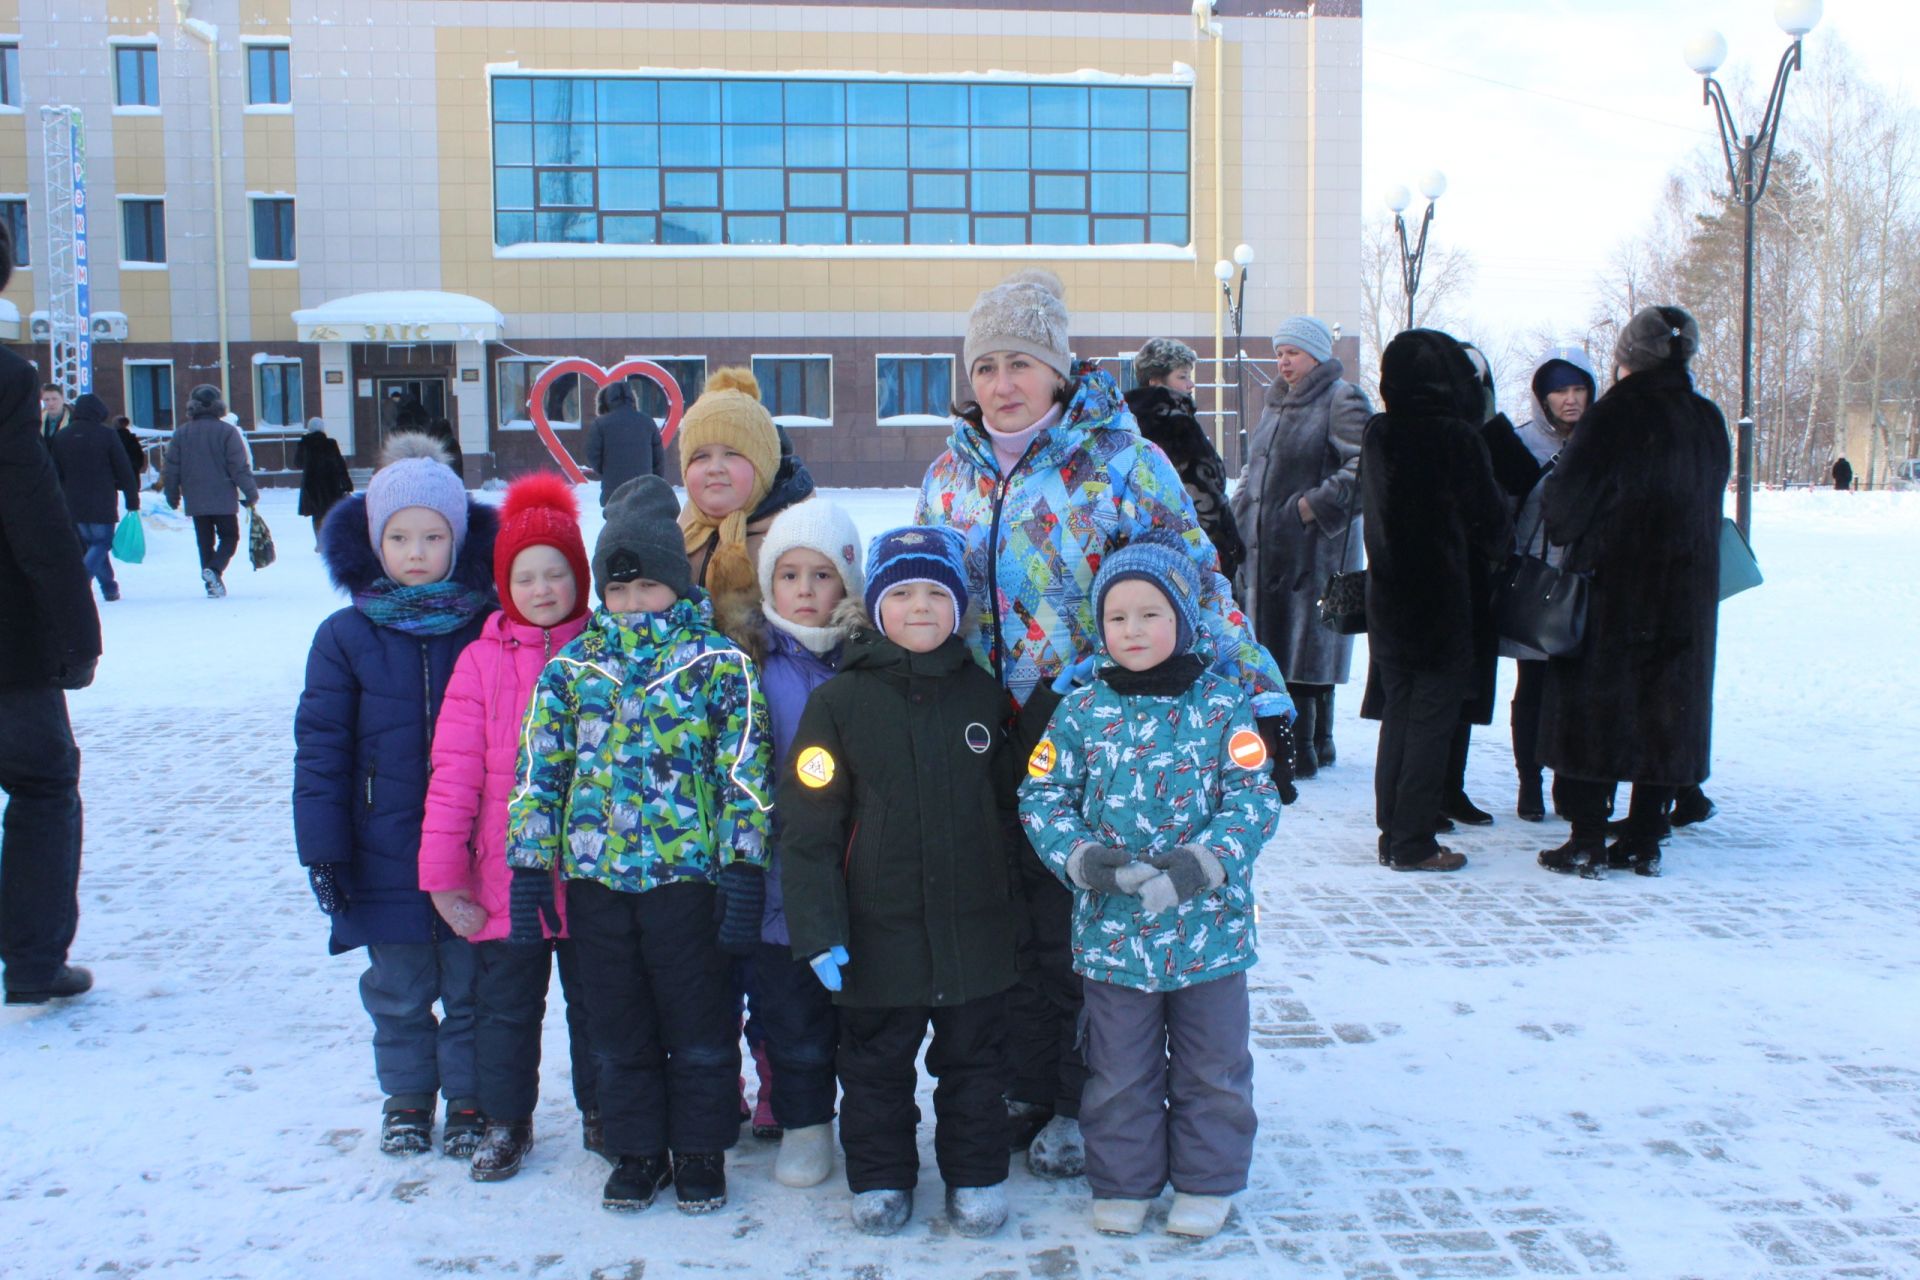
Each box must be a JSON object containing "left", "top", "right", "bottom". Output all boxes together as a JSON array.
[
  {"left": 1019, "top": 535, "right": 1280, "bottom": 1242},
  {"left": 506, "top": 476, "right": 772, "bottom": 1217}
]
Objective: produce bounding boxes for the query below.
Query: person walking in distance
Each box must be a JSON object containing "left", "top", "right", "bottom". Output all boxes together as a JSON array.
[
  {"left": 165, "top": 384, "right": 260, "bottom": 598},
  {"left": 50, "top": 394, "right": 140, "bottom": 603}
]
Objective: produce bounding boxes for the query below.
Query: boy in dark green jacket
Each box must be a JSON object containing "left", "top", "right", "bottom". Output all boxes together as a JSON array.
[{"left": 778, "top": 526, "right": 1017, "bottom": 1240}]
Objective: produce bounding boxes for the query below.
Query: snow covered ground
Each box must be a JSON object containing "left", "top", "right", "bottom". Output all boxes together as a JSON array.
[{"left": 5, "top": 486, "right": 1918, "bottom": 1279}]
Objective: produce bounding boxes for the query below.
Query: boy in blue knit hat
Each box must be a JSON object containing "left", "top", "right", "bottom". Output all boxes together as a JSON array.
[
  {"left": 1019, "top": 533, "right": 1281, "bottom": 1242},
  {"left": 777, "top": 525, "right": 1020, "bottom": 1240}
]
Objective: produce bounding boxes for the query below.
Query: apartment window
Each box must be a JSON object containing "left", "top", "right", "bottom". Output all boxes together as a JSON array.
[
  {"left": 2, "top": 43, "right": 20, "bottom": 108},
  {"left": 876, "top": 355, "right": 954, "bottom": 425},
  {"left": 126, "top": 362, "right": 174, "bottom": 433},
  {"left": 115, "top": 45, "right": 159, "bottom": 108},
  {"left": 491, "top": 74, "right": 1191, "bottom": 249},
  {"left": 121, "top": 199, "right": 165, "bottom": 264},
  {"left": 751, "top": 356, "right": 832, "bottom": 426},
  {"left": 255, "top": 360, "right": 303, "bottom": 428},
  {"left": 622, "top": 357, "right": 706, "bottom": 422},
  {"left": 0, "top": 199, "right": 26, "bottom": 267},
  {"left": 496, "top": 358, "right": 583, "bottom": 431},
  {"left": 247, "top": 44, "right": 291, "bottom": 106},
  {"left": 251, "top": 197, "right": 295, "bottom": 262}
]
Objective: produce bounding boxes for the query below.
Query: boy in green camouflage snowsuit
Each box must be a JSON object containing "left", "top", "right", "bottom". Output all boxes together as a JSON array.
[{"left": 506, "top": 476, "right": 772, "bottom": 1216}]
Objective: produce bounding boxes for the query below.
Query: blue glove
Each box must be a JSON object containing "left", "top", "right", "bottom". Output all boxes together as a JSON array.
[
  {"left": 809, "top": 945, "right": 850, "bottom": 993},
  {"left": 508, "top": 866, "right": 559, "bottom": 945},
  {"left": 309, "top": 864, "right": 348, "bottom": 915},
  {"left": 714, "top": 862, "right": 765, "bottom": 957},
  {"left": 1050, "top": 655, "right": 1099, "bottom": 695}
]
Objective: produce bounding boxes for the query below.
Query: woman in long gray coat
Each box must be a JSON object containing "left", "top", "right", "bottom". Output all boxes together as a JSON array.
[{"left": 1230, "top": 315, "right": 1372, "bottom": 777}]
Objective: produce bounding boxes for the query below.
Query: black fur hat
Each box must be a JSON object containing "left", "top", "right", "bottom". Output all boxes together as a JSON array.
[{"left": 1614, "top": 306, "right": 1699, "bottom": 374}]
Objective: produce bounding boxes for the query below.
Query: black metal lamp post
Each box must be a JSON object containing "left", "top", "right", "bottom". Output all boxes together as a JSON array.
[
  {"left": 1684, "top": 0, "right": 1822, "bottom": 540},
  {"left": 1215, "top": 242, "right": 1254, "bottom": 461},
  {"left": 1385, "top": 171, "right": 1447, "bottom": 330}
]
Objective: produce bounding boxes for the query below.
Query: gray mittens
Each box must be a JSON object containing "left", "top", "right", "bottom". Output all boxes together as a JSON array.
[
  {"left": 1066, "top": 844, "right": 1161, "bottom": 896},
  {"left": 1136, "top": 844, "right": 1226, "bottom": 915}
]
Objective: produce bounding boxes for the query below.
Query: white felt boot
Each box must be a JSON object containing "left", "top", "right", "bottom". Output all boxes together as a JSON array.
[{"left": 773, "top": 1123, "right": 835, "bottom": 1188}]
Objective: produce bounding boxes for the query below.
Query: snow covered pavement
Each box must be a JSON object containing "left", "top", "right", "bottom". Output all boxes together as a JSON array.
[{"left": 3, "top": 488, "right": 1917, "bottom": 1279}]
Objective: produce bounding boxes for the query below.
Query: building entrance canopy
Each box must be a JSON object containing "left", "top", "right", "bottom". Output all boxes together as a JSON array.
[{"left": 292, "top": 291, "right": 505, "bottom": 345}]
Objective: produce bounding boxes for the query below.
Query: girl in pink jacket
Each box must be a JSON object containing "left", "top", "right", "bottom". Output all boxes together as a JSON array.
[{"left": 420, "top": 472, "right": 596, "bottom": 1181}]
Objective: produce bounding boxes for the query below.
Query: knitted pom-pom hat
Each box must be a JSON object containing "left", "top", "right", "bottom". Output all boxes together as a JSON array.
[
  {"left": 964, "top": 268, "right": 1072, "bottom": 379},
  {"left": 494, "top": 472, "right": 590, "bottom": 626},
  {"left": 365, "top": 432, "right": 469, "bottom": 557},
  {"left": 677, "top": 365, "right": 784, "bottom": 606}
]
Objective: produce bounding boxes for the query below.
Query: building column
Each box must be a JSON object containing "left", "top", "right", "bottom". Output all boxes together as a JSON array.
[
  {"left": 317, "top": 341, "right": 354, "bottom": 454},
  {"left": 454, "top": 340, "right": 489, "bottom": 479}
]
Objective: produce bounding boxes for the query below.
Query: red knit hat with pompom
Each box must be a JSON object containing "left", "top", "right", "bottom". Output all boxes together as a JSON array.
[{"left": 494, "top": 472, "right": 590, "bottom": 626}]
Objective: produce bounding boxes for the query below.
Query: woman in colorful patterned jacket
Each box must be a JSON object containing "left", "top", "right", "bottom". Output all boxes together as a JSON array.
[{"left": 913, "top": 267, "right": 1288, "bottom": 1182}]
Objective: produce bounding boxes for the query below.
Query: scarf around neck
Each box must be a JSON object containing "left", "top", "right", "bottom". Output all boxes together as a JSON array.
[
  {"left": 1100, "top": 652, "right": 1205, "bottom": 697},
  {"left": 354, "top": 577, "right": 493, "bottom": 636},
  {"left": 765, "top": 603, "right": 846, "bottom": 656}
]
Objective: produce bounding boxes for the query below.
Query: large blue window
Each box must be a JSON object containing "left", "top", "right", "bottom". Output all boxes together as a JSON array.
[{"left": 491, "top": 73, "right": 1191, "bottom": 249}]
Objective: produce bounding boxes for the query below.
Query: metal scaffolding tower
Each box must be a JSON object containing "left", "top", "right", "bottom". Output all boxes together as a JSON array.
[{"left": 40, "top": 105, "right": 91, "bottom": 398}]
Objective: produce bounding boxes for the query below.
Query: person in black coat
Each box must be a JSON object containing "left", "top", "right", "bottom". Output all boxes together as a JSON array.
[
  {"left": 1123, "top": 339, "right": 1246, "bottom": 581},
  {"left": 424, "top": 416, "right": 464, "bottom": 485},
  {"left": 0, "top": 220, "right": 99, "bottom": 1004},
  {"left": 1538, "top": 306, "right": 1730, "bottom": 878},
  {"left": 50, "top": 394, "right": 140, "bottom": 602},
  {"left": 295, "top": 417, "right": 354, "bottom": 544},
  {"left": 1831, "top": 456, "right": 1853, "bottom": 491},
  {"left": 1358, "top": 330, "right": 1512, "bottom": 873},
  {"left": 113, "top": 415, "right": 147, "bottom": 484},
  {"left": 582, "top": 380, "right": 667, "bottom": 509}
]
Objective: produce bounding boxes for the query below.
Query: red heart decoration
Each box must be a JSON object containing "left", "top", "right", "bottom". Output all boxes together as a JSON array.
[{"left": 527, "top": 359, "right": 686, "bottom": 485}]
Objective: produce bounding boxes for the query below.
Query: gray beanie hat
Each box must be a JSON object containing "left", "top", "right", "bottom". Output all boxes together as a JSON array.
[
  {"left": 1614, "top": 305, "right": 1699, "bottom": 374},
  {"left": 1133, "top": 337, "right": 1198, "bottom": 384},
  {"left": 365, "top": 432, "right": 470, "bottom": 559},
  {"left": 594, "top": 474, "right": 693, "bottom": 603},
  {"left": 1272, "top": 315, "right": 1334, "bottom": 364},
  {"left": 964, "top": 268, "right": 1072, "bottom": 379}
]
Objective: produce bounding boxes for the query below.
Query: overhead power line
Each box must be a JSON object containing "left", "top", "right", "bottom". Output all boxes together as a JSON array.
[{"left": 1371, "top": 47, "right": 1715, "bottom": 138}]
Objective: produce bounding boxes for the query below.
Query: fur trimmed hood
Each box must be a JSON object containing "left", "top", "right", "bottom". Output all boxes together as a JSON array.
[{"left": 318, "top": 492, "right": 500, "bottom": 597}]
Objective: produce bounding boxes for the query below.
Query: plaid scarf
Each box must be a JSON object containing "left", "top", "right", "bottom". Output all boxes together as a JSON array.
[{"left": 353, "top": 577, "right": 493, "bottom": 636}]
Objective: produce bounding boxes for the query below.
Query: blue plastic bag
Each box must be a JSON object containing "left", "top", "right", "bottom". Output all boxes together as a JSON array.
[{"left": 111, "top": 510, "right": 146, "bottom": 564}]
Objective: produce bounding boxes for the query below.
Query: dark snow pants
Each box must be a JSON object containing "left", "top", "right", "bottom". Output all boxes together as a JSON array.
[
  {"left": 748, "top": 941, "right": 838, "bottom": 1130},
  {"left": 1554, "top": 777, "right": 1677, "bottom": 842},
  {"left": 564, "top": 879, "right": 740, "bottom": 1158},
  {"left": 1510, "top": 658, "right": 1548, "bottom": 781},
  {"left": 0, "top": 686, "right": 82, "bottom": 995},
  {"left": 1081, "top": 972, "right": 1256, "bottom": 1200},
  {"left": 1374, "top": 662, "right": 1467, "bottom": 865},
  {"left": 359, "top": 938, "right": 478, "bottom": 1107},
  {"left": 472, "top": 938, "right": 597, "bottom": 1124},
  {"left": 838, "top": 991, "right": 1009, "bottom": 1193},
  {"left": 1005, "top": 822, "right": 1086, "bottom": 1120},
  {"left": 192, "top": 514, "right": 240, "bottom": 578}
]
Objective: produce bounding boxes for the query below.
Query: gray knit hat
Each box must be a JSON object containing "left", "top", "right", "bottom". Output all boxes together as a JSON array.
[
  {"left": 594, "top": 474, "right": 692, "bottom": 602},
  {"left": 1133, "top": 337, "right": 1198, "bottom": 385},
  {"left": 1272, "top": 315, "right": 1334, "bottom": 364},
  {"left": 964, "top": 268, "right": 1072, "bottom": 379},
  {"left": 1614, "top": 305, "right": 1699, "bottom": 374},
  {"left": 365, "top": 432, "right": 469, "bottom": 557}
]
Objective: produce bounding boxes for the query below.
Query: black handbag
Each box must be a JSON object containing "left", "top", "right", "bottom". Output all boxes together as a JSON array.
[
  {"left": 1316, "top": 434, "right": 1367, "bottom": 634},
  {"left": 1491, "top": 493, "right": 1587, "bottom": 657}
]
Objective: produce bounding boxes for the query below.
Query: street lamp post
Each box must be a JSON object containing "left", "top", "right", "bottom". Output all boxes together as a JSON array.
[
  {"left": 1385, "top": 171, "right": 1446, "bottom": 330},
  {"left": 1684, "top": 0, "right": 1822, "bottom": 541},
  {"left": 1215, "top": 243, "right": 1254, "bottom": 463}
]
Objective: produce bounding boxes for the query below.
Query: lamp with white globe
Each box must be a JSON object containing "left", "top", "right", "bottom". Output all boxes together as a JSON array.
[
  {"left": 1681, "top": 0, "right": 1821, "bottom": 541},
  {"left": 1384, "top": 171, "right": 1445, "bottom": 329}
]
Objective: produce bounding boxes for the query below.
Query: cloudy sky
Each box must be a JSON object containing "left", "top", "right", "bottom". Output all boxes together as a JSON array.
[{"left": 1359, "top": 0, "right": 1914, "bottom": 352}]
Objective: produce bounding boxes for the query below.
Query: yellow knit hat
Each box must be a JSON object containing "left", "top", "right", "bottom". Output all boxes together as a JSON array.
[{"left": 677, "top": 366, "right": 783, "bottom": 603}]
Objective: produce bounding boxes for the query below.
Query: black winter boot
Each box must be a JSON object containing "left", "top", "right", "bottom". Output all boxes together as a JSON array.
[
  {"left": 1671, "top": 786, "right": 1716, "bottom": 827},
  {"left": 1516, "top": 774, "right": 1545, "bottom": 822},
  {"left": 602, "top": 1153, "right": 673, "bottom": 1212},
  {"left": 1606, "top": 835, "right": 1663, "bottom": 877},
  {"left": 1442, "top": 793, "right": 1494, "bottom": 826},
  {"left": 673, "top": 1151, "right": 728, "bottom": 1213},
  {"left": 442, "top": 1102, "right": 486, "bottom": 1158},
  {"left": 469, "top": 1120, "right": 534, "bottom": 1182},
  {"left": 1539, "top": 832, "right": 1607, "bottom": 879},
  {"left": 1288, "top": 688, "right": 1319, "bottom": 780},
  {"left": 1313, "top": 688, "right": 1336, "bottom": 766},
  {"left": 379, "top": 1104, "right": 434, "bottom": 1156}
]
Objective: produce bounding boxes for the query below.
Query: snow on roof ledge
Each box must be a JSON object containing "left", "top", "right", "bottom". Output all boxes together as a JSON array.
[
  {"left": 484, "top": 61, "right": 1196, "bottom": 85},
  {"left": 292, "top": 291, "right": 505, "bottom": 343}
]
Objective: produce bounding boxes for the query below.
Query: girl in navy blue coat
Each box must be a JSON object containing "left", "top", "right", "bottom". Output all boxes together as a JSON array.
[{"left": 294, "top": 434, "right": 498, "bottom": 1158}]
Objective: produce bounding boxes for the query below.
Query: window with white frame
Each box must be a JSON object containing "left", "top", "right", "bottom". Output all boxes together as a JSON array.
[
  {"left": 250, "top": 197, "right": 296, "bottom": 262},
  {"left": 751, "top": 355, "right": 832, "bottom": 426},
  {"left": 497, "top": 358, "right": 576, "bottom": 431},
  {"left": 114, "top": 45, "right": 159, "bottom": 108},
  {"left": 876, "top": 355, "right": 954, "bottom": 426},
  {"left": 120, "top": 198, "right": 165, "bottom": 264},
  {"left": 0, "top": 199, "right": 26, "bottom": 267},
  {"left": 247, "top": 43, "right": 290, "bottom": 106},
  {"left": 2, "top": 43, "right": 21, "bottom": 108},
  {"left": 620, "top": 356, "right": 705, "bottom": 423},
  {"left": 255, "top": 359, "right": 304, "bottom": 428},
  {"left": 125, "top": 361, "right": 174, "bottom": 433}
]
